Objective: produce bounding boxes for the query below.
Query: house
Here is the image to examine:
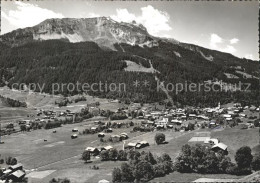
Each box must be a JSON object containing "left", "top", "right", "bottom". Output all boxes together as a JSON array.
[
  {"left": 167, "top": 124, "right": 174, "bottom": 129},
  {"left": 91, "top": 127, "right": 97, "bottom": 132},
  {"left": 71, "top": 134, "right": 78, "bottom": 139},
  {"left": 3, "top": 169, "right": 12, "bottom": 175},
  {"left": 98, "top": 133, "right": 105, "bottom": 138},
  {"left": 204, "top": 138, "right": 219, "bottom": 145},
  {"left": 98, "top": 179, "right": 109, "bottom": 183},
  {"left": 94, "top": 121, "right": 105, "bottom": 125},
  {"left": 106, "top": 128, "right": 113, "bottom": 133},
  {"left": 127, "top": 142, "right": 137, "bottom": 149},
  {"left": 9, "top": 163, "right": 23, "bottom": 171},
  {"left": 111, "top": 135, "right": 121, "bottom": 142},
  {"left": 155, "top": 117, "right": 168, "bottom": 126},
  {"left": 85, "top": 147, "right": 99, "bottom": 156},
  {"left": 8, "top": 170, "right": 25, "bottom": 182},
  {"left": 72, "top": 128, "right": 78, "bottom": 132},
  {"left": 101, "top": 145, "right": 113, "bottom": 151},
  {"left": 223, "top": 114, "right": 232, "bottom": 118},
  {"left": 171, "top": 119, "right": 182, "bottom": 125},
  {"left": 211, "top": 143, "right": 228, "bottom": 154},
  {"left": 136, "top": 141, "right": 149, "bottom": 149},
  {"left": 120, "top": 133, "right": 128, "bottom": 140},
  {"left": 239, "top": 113, "right": 247, "bottom": 118}
]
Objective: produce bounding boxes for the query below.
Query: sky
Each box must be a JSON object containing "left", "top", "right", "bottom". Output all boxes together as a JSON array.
[{"left": 1, "top": 0, "right": 259, "bottom": 60}]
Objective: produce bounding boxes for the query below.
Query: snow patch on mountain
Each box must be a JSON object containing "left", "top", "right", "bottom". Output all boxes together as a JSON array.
[
  {"left": 33, "top": 31, "right": 84, "bottom": 43},
  {"left": 139, "top": 40, "right": 159, "bottom": 48},
  {"left": 174, "top": 51, "right": 181, "bottom": 57},
  {"left": 199, "top": 51, "right": 214, "bottom": 61},
  {"left": 235, "top": 70, "right": 259, "bottom": 79},
  {"left": 123, "top": 60, "right": 159, "bottom": 73},
  {"left": 224, "top": 73, "right": 239, "bottom": 79}
]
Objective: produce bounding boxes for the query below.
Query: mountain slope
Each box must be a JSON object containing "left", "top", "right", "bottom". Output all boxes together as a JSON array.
[
  {"left": 0, "top": 17, "right": 259, "bottom": 107},
  {"left": 0, "top": 17, "right": 158, "bottom": 50}
]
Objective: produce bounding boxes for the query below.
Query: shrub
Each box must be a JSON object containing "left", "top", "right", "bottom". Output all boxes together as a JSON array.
[
  {"left": 252, "top": 154, "right": 260, "bottom": 171},
  {"left": 112, "top": 168, "right": 122, "bottom": 183},
  {"left": 5, "top": 157, "right": 17, "bottom": 165},
  {"left": 134, "top": 161, "right": 154, "bottom": 182},
  {"left": 154, "top": 133, "right": 166, "bottom": 145},
  {"left": 82, "top": 151, "right": 90, "bottom": 162},
  {"left": 109, "top": 149, "right": 118, "bottom": 161},
  {"left": 100, "top": 150, "right": 109, "bottom": 161},
  {"left": 235, "top": 146, "right": 253, "bottom": 169}
]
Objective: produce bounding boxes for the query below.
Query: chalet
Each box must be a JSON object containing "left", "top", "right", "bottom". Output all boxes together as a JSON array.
[
  {"left": 98, "top": 133, "right": 105, "bottom": 138},
  {"left": 106, "top": 128, "right": 113, "bottom": 133},
  {"left": 239, "top": 113, "right": 247, "bottom": 118},
  {"left": 167, "top": 124, "right": 174, "bottom": 129},
  {"left": 94, "top": 121, "right": 105, "bottom": 125},
  {"left": 204, "top": 138, "right": 219, "bottom": 145},
  {"left": 155, "top": 117, "right": 168, "bottom": 126},
  {"left": 197, "top": 115, "right": 209, "bottom": 120},
  {"left": 111, "top": 135, "right": 121, "bottom": 142},
  {"left": 72, "top": 128, "right": 78, "bottom": 132},
  {"left": 136, "top": 141, "right": 149, "bottom": 149},
  {"left": 223, "top": 114, "right": 232, "bottom": 118},
  {"left": 8, "top": 170, "right": 25, "bottom": 182},
  {"left": 71, "top": 134, "right": 78, "bottom": 139},
  {"left": 91, "top": 127, "right": 97, "bottom": 132},
  {"left": 3, "top": 169, "right": 12, "bottom": 175},
  {"left": 171, "top": 119, "right": 182, "bottom": 125},
  {"left": 211, "top": 143, "right": 228, "bottom": 154},
  {"left": 9, "top": 163, "right": 23, "bottom": 171},
  {"left": 127, "top": 142, "right": 137, "bottom": 149},
  {"left": 98, "top": 179, "right": 110, "bottom": 183},
  {"left": 85, "top": 147, "right": 99, "bottom": 156},
  {"left": 120, "top": 133, "right": 128, "bottom": 140},
  {"left": 226, "top": 118, "right": 233, "bottom": 121},
  {"left": 101, "top": 145, "right": 113, "bottom": 151}
]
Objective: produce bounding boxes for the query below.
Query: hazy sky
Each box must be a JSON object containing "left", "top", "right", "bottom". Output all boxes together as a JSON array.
[{"left": 1, "top": 0, "right": 259, "bottom": 60}]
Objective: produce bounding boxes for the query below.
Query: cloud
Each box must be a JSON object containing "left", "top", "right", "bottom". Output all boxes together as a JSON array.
[
  {"left": 230, "top": 38, "right": 239, "bottom": 44},
  {"left": 2, "top": 1, "right": 64, "bottom": 30},
  {"left": 209, "top": 33, "right": 237, "bottom": 54},
  {"left": 210, "top": 34, "right": 223, "bottom": 49},
  {"left": 222, "top": 45, "right": 236, "bottom": 54},
  {"left": 88, "top": 13, "right": 101, "bottom": 18},
  {"left": 111, "top": 5, "right": 172, "bottom": 36},
  {"left": 244, "top": 54, "right": 254, "bottom": 60}
]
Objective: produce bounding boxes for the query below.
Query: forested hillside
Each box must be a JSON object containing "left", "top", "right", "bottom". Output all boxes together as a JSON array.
[{"left": 0, "top": 39, "right": 258, "bottom": 107}]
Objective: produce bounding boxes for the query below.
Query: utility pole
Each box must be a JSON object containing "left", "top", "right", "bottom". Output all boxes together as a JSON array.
[
  {"left": 0, "top": 115, "right": 2, "bottom": 144},
  {"left": 0, "top": 122, "right": 1, "bottom": 144}
]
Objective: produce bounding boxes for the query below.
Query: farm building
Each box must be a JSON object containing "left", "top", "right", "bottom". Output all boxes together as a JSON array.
[
  {"left": 85, "top": 147, "right": 99, "bottom": 156},
  {"left": 98, "top": 179, "right": 109, "bottom": 183},
  {"left": 204, "top": 138, "right": 219, "bottom": 145},
  {"left": 8, "top": 170, "right": 25, "bottom": 182},
  {"left": 71, "top": 134, "right": 78, "bottom": 139},
  {"left": 111, "top": 135, "right": 121, "bottom": 142},
  {"left": 98, "top": 133, "right": 105, "bottom": 138},
  {"left": 120, "top": 133, "right": 128, "bottom": 140},
  {"left": 9, "top": 163, "right": 23, "bottom": 171},
  {"left": 171, "top": 119, "right": 182, "bottom": 125},
  {"left": 211, "top": 143, "right": 228, "bottom": 154},
  {"left": 105, "top": 128, "right": 113, "bottom": 133},
  {"left": 72, "top": 128, "right": 78, "bottom": 132},
  {"left": 127, "top": 142, "right": 137, "bottom": 149},
  {"left": 101, "top": 145, "right": 113, "bottom": 151},
  {"left": 136, "top": 141, "right": 149, "bottom": 149}
]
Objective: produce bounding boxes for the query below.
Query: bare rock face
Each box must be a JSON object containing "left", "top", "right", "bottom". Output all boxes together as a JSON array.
[{"left": 0, "top": 17, "right": 159, "bottom": 49}]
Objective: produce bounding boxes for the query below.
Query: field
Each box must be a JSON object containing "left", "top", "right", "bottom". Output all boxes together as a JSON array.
[
  {"left": 1, "top": 118, "right": 258, "bottom": 183},
  {"left": 0, "top": 89, "right": 259, "bottom": 183}
]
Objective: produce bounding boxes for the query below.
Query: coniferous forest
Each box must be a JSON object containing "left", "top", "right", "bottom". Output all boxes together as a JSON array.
[{"left": 0, "top": 39, "right": 258, "bottom": 107}]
